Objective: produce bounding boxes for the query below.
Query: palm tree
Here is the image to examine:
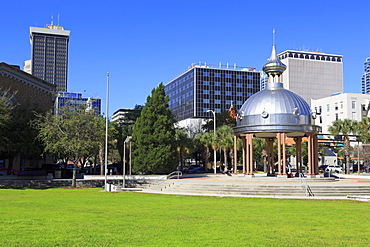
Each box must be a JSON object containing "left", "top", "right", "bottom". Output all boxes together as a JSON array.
[
  {"left": 216, "top": 125, "right": 234, "bottom": 168},
  {"left": 194, "top": 132, "right": 213, "bottom": 169},
  {"left": 175, "top": 129, "right": 193, "bottom": 169},
  {"left": 328, "top": 119, "right": 358, "bottom": 174},
  {"left": 359, "top": 117, "right": 370, "bottom": 143}
]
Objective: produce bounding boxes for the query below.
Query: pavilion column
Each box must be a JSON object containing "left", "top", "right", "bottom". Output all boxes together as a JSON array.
[
  {"left": 242, "top": 136, "right": 246, "bottom": 174},
  {"left": 282, "top": 133, "right": 287, "bottom": 175},
  {"left": 313, "top": 134, "right": 319, "bottom": 175},
  {"left": 295, "top": 137, "right": 302, "bottom": 176},
  {"left": 245, "top": 133, "right": 254, "bottom": 175},
  {"left": 277, "top": 133, "right": 282, "bottom": 175},
  {"left": 307, "top": 133, "right": 314, "bottom": 175},
  {"left": 266, "top": 138, "right": 275, "bottom": 175}
]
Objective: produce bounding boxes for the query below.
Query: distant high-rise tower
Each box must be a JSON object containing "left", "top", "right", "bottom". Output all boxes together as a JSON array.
[
  {"left": 29, "top": 24, "right": 70, "bottom": 92},
  {"left": 362, "top": 57, "right": 370, "bottom": 94},
  {"left": 278, "top": 50, "right": 343, "bottom": 105}
]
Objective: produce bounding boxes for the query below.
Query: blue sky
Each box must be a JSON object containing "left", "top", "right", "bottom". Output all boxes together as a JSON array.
[{"left": 1, "top": 0, "right": 369, "bottom": 116}]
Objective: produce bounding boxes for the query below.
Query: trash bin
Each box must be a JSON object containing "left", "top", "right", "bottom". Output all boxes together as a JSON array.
[{"left": 55, "top": 170, "right": 61, "bottom": 179}]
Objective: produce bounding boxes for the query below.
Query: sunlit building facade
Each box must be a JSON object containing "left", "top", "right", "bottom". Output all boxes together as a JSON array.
[
  {"left": 278, "top": 50, "right": 343, "bottom": 105},
  {"left": 362, "top": 57, "right": 370, "bottom": 94},
  {"left": 165, "top": 62, "right": 261, "bottom": 122}
]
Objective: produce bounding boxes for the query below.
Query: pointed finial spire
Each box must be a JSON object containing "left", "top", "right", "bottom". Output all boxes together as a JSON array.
[{"left": 262, "top": 29, "right": 286, "bottom": 80}]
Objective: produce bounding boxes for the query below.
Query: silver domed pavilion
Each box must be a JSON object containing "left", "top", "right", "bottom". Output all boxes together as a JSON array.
[{"left": 233, "top": 43, "right": 321, "bottom": 177}]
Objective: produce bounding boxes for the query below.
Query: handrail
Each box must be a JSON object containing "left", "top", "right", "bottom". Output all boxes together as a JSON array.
[
  {"left": 167, "top": 171, "right": 182, "bottom": 179},
  {"left": 299, "top": 173, "right": 314, "bottom": 197}
]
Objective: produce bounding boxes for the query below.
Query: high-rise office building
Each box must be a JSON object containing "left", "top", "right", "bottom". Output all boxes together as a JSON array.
[
  {"left": 278, "top": 50, "right": 343, "bottom": 105},
  {"left": 165, "top": 62, "right": 261, "bottom": 123},
  {"left": 28, "top": 24, "right": 70, "bottom": 92},
  {"left": 362, "top": 57, "right": 370, "bottom": 94}
]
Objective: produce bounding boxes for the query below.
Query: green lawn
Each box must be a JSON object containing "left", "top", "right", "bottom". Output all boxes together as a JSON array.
[{"left": 0, "top": 188, "right": 369, "bottom": 246}]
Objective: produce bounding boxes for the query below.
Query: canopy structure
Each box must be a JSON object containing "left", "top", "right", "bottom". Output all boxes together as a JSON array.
[{"left": 233, "top": 43, "right": 321, "bottom": 177}]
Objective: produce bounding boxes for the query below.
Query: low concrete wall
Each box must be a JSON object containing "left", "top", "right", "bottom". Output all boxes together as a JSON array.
[{"left": 0, "top": 175, "right": 165, "bottom": 189}]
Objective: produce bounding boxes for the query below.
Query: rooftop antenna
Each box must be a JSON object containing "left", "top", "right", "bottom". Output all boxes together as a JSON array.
[
  {"left": 57, "top": 14, "right": 60, "bottom": 26},
  {"left": 273, "top": 29, "right": 276, "bottom": 46},
  {"left": 51, "top": 14, "right": 54, "bottom": 25}
]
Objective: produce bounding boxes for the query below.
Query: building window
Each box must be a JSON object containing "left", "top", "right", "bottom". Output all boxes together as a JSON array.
[
  {"left": 319, "top": 106, "right": 322, "bottom": 113},
  {"left": 247, "top": 93, "right": 252, "bottom": 97},
  {"left": 236, "top": 83, "right": 242, "bottom": 88},
  {"left": 236, "top": 75, "right": 242, "bottom": 79},
  {"left": 247, "top": 84, "right": 253, "bottom": 88},
  {"left": 335, "top": 103, "right": 338, "bottom": 111},
  {"left": 203, "top": 81, "right": 209, "bottom": 85},
  {"left": 215, "top": 91, "right": 221, "bottom": 95},
  {"left": 327, "top": 104, "right": 330, "bottom": 112},
  {"left": 214, "top": 73, "right": 221, "bottom": 77},
  {"left": 215, "top": 100, "right": 221, "bottom": 104},
  {"left": 203, "top": 72, "right": 209, "bottom": 76},
  {"left": 203, "top": 90, "right": 209, "bottom": 94},
  {"left": 225, "top": 74, "right": 232, "bottom": 78},
  {"left": 335, "top": 113, "right": 338, "bottom": 120},
  {"left": 203, "top": 99, "right": 209, "bottom": 103},
  {"left": 226, "top": 100, "right": 232, "bottom": 105},
  {"left": 236, "top": 92, "right": 242, "bottom": 96},
  {"left": 247, "top": 75, "right": 253, "bottom": 80},
  {"left": 225, "top": 82, "right": 232, "bottom": 87},
  {"left": 226, "top": 91, "right": 232, "bottom": 96},
  {"left": 214, "top": 82, "right": 221, "bottom": 86},
  {"left": 319, "top": 116, "right": 322, "bottom": 123},
  {"left": 215, "top": 109, "right": 221, "bottom": 113},
  {"left": 237, "top": 101, "right": 243, "bottom": 105},
  {"left": 203, "top": 108, "right": 209, "bottom": 112},
  {"left": 340, "top": 101, "right": 343, "bottom": 109},
  {"left": 352, "top": 112, "right": 357, "bottom": 120},
  {"left": 352, "top": 101, "right": 356, "bottom": 109}
]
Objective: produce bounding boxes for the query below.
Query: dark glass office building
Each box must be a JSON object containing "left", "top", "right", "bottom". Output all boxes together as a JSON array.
[
  {"left": 165, "top": 63, "right": 261, "bottom": 121},
  {"left": 30, "top": 25, "right": 70, "bottom": 92}
]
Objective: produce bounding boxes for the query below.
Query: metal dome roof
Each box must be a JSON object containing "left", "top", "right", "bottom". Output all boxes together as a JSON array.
[
  {"left": 240, "top": 82, "right": 311, "bottom": 116},
  {"left": 234, "top": 42, "right": 320, "bottom": 135}
]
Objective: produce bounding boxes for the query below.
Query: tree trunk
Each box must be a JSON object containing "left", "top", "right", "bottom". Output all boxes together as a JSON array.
[{"left": 223, "top": 148, "right": 228, "bottom": 167}]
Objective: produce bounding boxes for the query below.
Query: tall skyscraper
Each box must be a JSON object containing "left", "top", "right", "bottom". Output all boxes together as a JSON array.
[
  {"left": 29, "top": 24, "right": 70, "bottom": 92},
  {"left": 165, "top": 62, "right": 260, "bottom": 122},
  {"left": 278, "top": 50, "right": 343, "bottom": 105},
  {"left": 362, "top": 57, "right": 370, "bottom": 94}
]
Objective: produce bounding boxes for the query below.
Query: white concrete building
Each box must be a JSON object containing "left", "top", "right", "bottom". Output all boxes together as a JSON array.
[
  {"left": 311, "top": 93, "right": 370, "bottom": 135},
  {"left": 278, "top": 50, "right": 343, "bottom": 105}
]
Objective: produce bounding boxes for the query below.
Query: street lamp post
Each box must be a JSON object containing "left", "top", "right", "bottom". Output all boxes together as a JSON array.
[
  {"left": 123, "top": 136, "right": 132, "bottom": 188},
  {"left": 104, "top": 72, "right": 110, "bottom": 191},
  {"left": 207, "top": 110, "right": 217, "bottom": 174}
]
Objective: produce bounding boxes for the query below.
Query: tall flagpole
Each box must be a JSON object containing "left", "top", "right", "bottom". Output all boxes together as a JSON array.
[{"left": 104, "top": 72, "right": 110, "bottom": 191}]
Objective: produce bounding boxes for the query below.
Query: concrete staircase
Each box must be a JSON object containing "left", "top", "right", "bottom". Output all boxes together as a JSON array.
[{"left": 142, "top": 179, "right": 370, "bottom": 198}]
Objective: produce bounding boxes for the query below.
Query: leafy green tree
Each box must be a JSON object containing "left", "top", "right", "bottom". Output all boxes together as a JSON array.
[
  {"left": 0, "top": 90, "right": 13, "bottom": 150},
  {"left": 37, "top": 105, "right": 106, "bottom": 187},
  {"left": 131, "top": 83, "right": 177, "bottom": 174},
  {"left": 328, "top": 119, "right": 358, "bottom": 174}
]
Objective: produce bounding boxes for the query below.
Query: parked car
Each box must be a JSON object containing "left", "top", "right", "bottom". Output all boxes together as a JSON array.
[
  {"left": 187, "top": 167, "right": 205, "bottom": 174},
  {"left": 325, "top": 165, "right": 342, "bottom": 173},
  {"left": 319, "top": 165, "right": 328, "bottom": 172}
]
